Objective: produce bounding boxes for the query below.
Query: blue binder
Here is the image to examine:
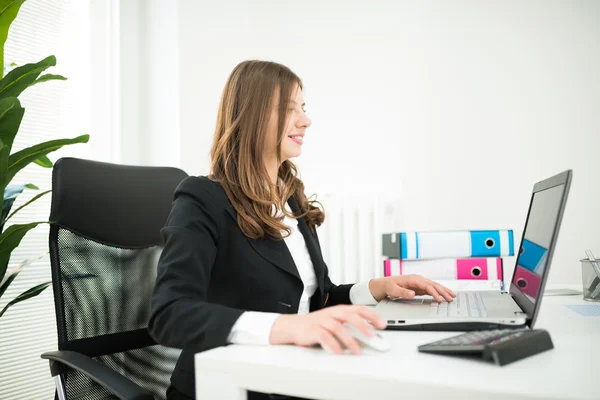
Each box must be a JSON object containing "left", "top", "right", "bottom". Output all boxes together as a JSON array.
[{"left": 382, "top": 229, "right": 514, "bottom": 260}]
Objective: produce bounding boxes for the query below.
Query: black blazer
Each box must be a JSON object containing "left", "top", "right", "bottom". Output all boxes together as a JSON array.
[{"left": 148, "top": 176, "right": 354, "bottom": 398}]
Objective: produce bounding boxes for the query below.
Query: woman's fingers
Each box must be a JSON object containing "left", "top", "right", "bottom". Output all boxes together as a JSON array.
[
  {"left": 316, "top": 327, "right": 344, "bottom": 355},
  {"left": 321, "top": 319, "right": 362, "bottom": 355},
  {"left": 349, "top": 305, "right": 387, "bottom": 330},
  {"left": 328, "top": 305, "right": 386, "bottom": 330},
  {"left": 309, "top": 305, "right": 390, "bottom": 356},
  {"left": 416, "top": 281, "right": 455, "bottom": 302},
  {"left": 405, "top": 276, "right": 452, "bottom": 302},
  {"left": 433, "top": 283, "right": 456, "bottom": 301},
  {"left": 387, "top": 284, "right": 416, "bottom": 300},
  {"left": 344, "top": 312, "right": 378, "bottom": 339}
]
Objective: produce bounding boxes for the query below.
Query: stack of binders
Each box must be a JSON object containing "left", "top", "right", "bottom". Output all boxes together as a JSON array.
[{"left": 381, "top": 230, "right": 515, "bottom": 291}]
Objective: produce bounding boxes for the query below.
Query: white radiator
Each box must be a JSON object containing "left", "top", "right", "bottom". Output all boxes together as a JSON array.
[{"left": 315, "top": 192, "right": 403, "bottom": 285}]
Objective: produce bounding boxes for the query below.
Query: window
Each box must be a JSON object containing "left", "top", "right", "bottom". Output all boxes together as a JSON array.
[{"left": 0, "top": 1, "right": 101, "bottom": 398}]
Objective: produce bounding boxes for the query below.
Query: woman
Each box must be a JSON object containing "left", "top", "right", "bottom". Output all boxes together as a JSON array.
[{"left": 148, "top": 60, "right": 456, "bottom": 400}]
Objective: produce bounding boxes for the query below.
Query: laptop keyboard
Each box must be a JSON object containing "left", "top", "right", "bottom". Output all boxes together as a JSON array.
[{"left": 429, "top": 292, "right": 488, "bottom": 317}]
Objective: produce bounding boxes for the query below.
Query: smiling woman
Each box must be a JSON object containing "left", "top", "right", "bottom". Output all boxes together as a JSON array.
[
  {"left": 266, "top": 91, "right": 311, "bottom": 167},
  {"left": 148, "top": 59, "right": 455, "bottom": 400},
  {"left": 209, "top": 60, "right": 319, "bottom": 241}
]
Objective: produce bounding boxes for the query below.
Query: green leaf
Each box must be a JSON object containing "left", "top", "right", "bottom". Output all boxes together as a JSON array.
[
  {"left": 0, "top": 266, "right": 17, "bottom": 298},
  {"left": 0, "top": 281, "right": 51, "bottom": 318},
  {"left": 5, "top": 134, "right": 89, "bottom": 186},
  {"left": 4, "top": 183, "right": 38, "bottom": 199},
  {"left": 0, "top": 96, "right": 23, "bottom": 151},
  {"left": 3, "top": 189, "right": 50, "bottom": 225},
  {"left": 29, "top": 73, "right": 67, "bottom": 88},
  {"left": 0, "top": 139, "right": 9, "bottom": 220},
  {"left": 0, "top": 253, "right": 44, "bottom": 299},
  {"left": 0, "top": 96, "right": 18, "bottom": 119},
  {"left": 33, "top": 155, "right": 52, "bottom": 168},
  {"left": 0, "top": 221, "right": 45, "bottom": 286},
  {"left": 0, "top": 55, "right": 56, "bottom": 99},
  {"left": 2, "top": 182, "right": 39, "bottom": 229},
  {"left": 0, "top": 0, "right": 27, "bottom": 79}
]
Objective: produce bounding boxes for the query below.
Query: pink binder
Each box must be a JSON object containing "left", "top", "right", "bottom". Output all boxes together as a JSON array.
[{"left": 384, "top": 257, "right": 504, "bottom": 281}]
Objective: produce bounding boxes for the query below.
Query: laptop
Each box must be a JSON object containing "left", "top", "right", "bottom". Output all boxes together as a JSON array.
[{"left": 374, "top": 169, "right": 572, "bottom": 331}]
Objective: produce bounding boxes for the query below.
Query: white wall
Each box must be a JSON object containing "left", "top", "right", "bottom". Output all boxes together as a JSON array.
[
  {"left": 143, "top": 0, "right": 600, "bottom": 285},
  {"left": 116, "top": 0, "right": 182, "bottom": 168},
  {"left": 144, "top": 0, "right": 182, "bottom": 168}
]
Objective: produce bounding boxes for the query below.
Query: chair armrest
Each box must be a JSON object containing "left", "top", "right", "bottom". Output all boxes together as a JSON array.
[{"left": 41, "top": 350, "right": 154, "bottom": 400}]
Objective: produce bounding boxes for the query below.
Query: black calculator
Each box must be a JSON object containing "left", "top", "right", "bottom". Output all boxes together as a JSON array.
[{"left": 417, "top": 328, "right": 553, "bottom": 366}]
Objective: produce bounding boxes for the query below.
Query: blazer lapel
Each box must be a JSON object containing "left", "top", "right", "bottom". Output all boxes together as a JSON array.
[
  {"left": 225, "top": 205, "right": 301, "bottom": 281},
  {"left": 287, "top": 197, "right": 325, "bottom": 296}
]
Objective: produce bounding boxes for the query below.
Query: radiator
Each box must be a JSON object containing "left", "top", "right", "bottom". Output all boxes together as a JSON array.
[{"left": 314, "top": 192, "right": 403, "bottom": 285}]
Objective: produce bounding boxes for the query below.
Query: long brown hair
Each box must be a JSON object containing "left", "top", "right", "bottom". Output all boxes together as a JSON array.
[{"left": 209, "top": 60, "right": 324, "bottom": 240}]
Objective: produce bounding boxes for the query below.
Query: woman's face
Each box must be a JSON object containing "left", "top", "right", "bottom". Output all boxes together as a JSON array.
[{"left": 265, "top": 85, "right": 312, "bottom": 163}]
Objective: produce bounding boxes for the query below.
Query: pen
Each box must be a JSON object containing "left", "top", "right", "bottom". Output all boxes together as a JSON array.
[{"left": 584, "top": 249, "right": 600, "bottom": 298}]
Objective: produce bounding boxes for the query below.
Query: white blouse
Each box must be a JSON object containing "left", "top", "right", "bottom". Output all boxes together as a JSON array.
[{"left": 280, "top": 202, "right": 318, "bottom": 314}]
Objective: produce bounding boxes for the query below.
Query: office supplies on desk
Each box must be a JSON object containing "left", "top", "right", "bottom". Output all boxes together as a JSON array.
[
  {"left": 582, "top": 249, "right": 600, "bottom": 301},
  {"left": 384, "top": 257, "right": 503, "bottom": 281},
  {"left": 375, "top": 170, "right": 572, "bottom": 332},
  {"left": 382, "top": 229, "right": 514, "bottom": 260},
  {"left": 418, "top": 328, "right": 554, "bottom": 366}
]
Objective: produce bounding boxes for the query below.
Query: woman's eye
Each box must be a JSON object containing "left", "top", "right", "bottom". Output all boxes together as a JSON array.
[{"left": 287, "top": 107, "right": 307, "bottom": 114}]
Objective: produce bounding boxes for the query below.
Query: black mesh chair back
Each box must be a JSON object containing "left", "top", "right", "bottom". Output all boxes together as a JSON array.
[{"left": 46, "top": 157, "right": 187, "bottom": 400}]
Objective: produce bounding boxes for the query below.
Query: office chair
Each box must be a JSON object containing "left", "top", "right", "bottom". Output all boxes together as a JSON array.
[{"left": 41, "top": 157, "right": 188, "bottom": 400}]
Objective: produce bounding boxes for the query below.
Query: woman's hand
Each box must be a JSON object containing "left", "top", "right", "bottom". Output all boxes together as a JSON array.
[
  {"left": 368, "top": 275, "right": 457, "bottom": 303},
  {"left": 269, "top": 305, "right": 386, "bottom": 355}
]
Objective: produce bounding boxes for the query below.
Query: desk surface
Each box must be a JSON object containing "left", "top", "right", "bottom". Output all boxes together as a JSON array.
[{"left": 195, "top": 285, "right": 598, "bottom": 400}]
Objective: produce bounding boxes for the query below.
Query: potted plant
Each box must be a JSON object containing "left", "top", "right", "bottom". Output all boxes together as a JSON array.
[{"left": 0, "top": 0, "right": 89, "bottom": 318}]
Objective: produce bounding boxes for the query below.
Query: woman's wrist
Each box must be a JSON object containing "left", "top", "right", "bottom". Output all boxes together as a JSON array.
[
  {"left": 368, "top": 277, "right": 387, "bottom": 302},
  {"left": 269, "top": 314, "right": 298, "bottom": 345}
]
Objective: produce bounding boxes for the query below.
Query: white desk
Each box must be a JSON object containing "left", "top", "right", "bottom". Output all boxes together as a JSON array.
[{"left": 195, "top": 285, "right": 598, "bottom": 400}]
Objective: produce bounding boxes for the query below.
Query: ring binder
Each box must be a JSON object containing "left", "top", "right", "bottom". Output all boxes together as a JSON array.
[
  {"left": 382, "top": 230, "right": 514, "bottom": 260},
  {"left": 384, "top": 257, "right": 504, "bottom": 282}
]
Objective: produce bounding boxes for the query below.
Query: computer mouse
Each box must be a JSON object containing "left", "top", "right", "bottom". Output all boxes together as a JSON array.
[{"left": 343, "top": 322, "right": 392, "bottom": 352}]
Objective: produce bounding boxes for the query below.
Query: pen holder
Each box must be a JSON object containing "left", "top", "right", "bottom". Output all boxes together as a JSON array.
[{"left": 581, "top": 259, "right": 600, "bottom": 302}]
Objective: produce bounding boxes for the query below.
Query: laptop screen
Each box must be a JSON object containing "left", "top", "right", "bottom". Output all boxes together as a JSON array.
[{"left": 511, "top": 183, "right": 566, "bottom": 304}]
